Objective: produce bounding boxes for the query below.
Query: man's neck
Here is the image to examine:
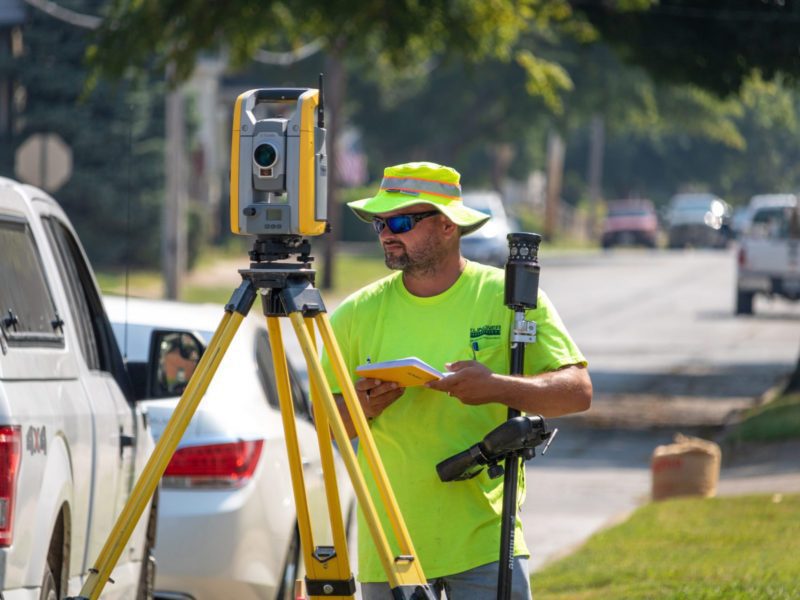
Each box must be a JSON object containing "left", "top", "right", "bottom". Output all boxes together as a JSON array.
[{"left": 403, "top": 255, "right": 467, "bottom": 297}]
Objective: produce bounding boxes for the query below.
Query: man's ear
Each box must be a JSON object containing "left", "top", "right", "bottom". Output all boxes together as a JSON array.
[{"left": 441, "top": 216, "right": 459, "bottom": 238}]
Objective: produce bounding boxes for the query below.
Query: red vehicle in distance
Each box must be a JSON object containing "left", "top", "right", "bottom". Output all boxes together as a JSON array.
[{"left": 600, "top": 199, "right": 659, "bottom": 249}]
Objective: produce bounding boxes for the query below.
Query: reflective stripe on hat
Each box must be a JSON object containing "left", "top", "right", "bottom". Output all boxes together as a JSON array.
[{"left": 380, "top": 176, "right": 462, "bottom": 199}]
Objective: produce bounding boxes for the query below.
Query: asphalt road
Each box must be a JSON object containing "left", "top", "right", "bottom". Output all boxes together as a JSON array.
[{"left": 518, "top": 246, "right": 800, "bottom": 572}]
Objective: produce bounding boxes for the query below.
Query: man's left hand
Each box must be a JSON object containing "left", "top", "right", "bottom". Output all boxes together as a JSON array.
[{"left": 426, "top": 360, "right": 497, "bottom": 405}]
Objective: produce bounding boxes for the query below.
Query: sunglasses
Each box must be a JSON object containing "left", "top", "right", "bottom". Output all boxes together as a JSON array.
[{"left": 372, "top": 210, "right": 440, "bottom": 234}]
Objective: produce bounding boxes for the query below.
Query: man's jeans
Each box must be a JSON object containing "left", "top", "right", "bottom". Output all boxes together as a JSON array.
[{"left": 360, "top": 557, "right": 532, "bottom": 600}]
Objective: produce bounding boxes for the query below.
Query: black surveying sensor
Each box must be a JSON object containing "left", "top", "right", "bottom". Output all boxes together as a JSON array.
[
  {"left": 437, "top": 232, "right": 557, "bottom": 600},
  {"left": 69, "top": 79, "right": 437, "bottom": 600}
]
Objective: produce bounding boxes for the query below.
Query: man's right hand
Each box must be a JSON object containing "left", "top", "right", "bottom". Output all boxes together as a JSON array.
[{"left": 355, "top": 378, "right": 403, "bottom": 420}]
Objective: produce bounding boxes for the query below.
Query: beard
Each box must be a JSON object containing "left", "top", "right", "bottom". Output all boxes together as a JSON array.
[{"left": 383, "top": 237, "right": 449, "bottom": 277}]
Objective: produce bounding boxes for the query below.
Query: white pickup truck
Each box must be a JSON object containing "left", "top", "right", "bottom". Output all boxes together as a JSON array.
[
  {"left": 0, "top": 177, "right": 157, "bottom": 599},
  {"left": 736, "top": 198, "right": 800, "bottom": 315}
]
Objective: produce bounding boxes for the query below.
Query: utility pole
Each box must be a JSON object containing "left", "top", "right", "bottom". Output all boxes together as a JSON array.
[
  {"left": 586, "top": 115, "right": 605, "bottom": 241},
  {"left": 1, "top": 2, "right": 25, "bottom": 148},
  {"left": 544, "top": 130, "right": 565, "bottom": 240},
  {"left": 320, "top": 46, "right": 346, "bottom": 290},
  {"left": 163, "top": 65, "right": 187, "bottom": 300}
]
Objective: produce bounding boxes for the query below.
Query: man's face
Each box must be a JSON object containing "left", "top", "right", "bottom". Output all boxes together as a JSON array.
[{"left": 373, "top": 205, "right": 448, "bottom": 275}]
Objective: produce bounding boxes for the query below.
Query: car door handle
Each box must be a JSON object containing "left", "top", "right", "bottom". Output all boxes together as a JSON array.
[{"left": 119, "top": 427, "right": 134, "bottom": 459}]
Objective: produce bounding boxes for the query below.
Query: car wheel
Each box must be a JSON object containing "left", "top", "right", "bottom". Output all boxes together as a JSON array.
[
  {"left": 276, "top": 525, "right": 302, "bottom": 600},
  {"left": 136, "top": 493, "right": 158, "bottom": 600},
  {"left": 40, "top": 567, "right": 57, "bottom": 600},
  {"left": 736, "top": 291, "right": 754, "bottom": 315}
]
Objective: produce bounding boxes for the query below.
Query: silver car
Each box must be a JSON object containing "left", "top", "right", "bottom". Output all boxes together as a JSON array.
[
  {"left": 460, "top": 191, "right": 516, "bottom": 266},
  {"left": 103, "top": 295, "right": 355, "bottom": 600}
]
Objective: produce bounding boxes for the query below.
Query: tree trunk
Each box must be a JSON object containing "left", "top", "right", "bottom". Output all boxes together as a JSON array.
[
  {"left": 785, "top": 349, "right": 800, "bottom": 393},
  {"left": 320, "top": 49, "right": 346, "bottom": 290}
]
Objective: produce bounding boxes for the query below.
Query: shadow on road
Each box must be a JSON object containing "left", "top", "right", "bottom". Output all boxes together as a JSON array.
[{"left": 589, "top": 363, "right": 791, "bottom": 398}]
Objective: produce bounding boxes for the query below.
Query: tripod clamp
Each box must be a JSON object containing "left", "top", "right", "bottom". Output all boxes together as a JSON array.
[
  {"left": 511, "top": 311, "right": 536, "bottom": 345},
  {"left": 436, "top": 416, "right": 556, "bottom": 482}
]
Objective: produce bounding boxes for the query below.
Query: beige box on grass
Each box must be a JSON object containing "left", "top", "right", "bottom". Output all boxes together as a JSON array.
[{"left": 651, "top": 434, "right": 721, "bottom": 501}]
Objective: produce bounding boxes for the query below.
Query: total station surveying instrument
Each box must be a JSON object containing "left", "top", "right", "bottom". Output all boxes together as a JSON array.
[{"left": 68, "top": 78, "right": 555, "bottom": 600}]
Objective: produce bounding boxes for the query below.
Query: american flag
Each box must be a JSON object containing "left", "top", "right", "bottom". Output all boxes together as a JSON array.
[{"left": 335, "top": 129, "right": 368, "bottom": 188}]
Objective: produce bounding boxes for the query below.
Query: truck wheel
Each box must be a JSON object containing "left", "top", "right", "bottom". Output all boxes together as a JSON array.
[
  {"left": 40, "top": 567, "right": 57, "bottom": 600},
  {"left": 736, "top": 291, "right": 754, "bottom": 315}
]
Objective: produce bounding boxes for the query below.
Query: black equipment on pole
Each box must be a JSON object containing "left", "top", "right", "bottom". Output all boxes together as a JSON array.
[{"left": 436, "top": 232, "right": 557, "bottom": 600}]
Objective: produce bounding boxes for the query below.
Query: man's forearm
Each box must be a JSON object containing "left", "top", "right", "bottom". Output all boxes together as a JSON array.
[{"left": 495, "top": 365, "right": 592, "bottom": 417}]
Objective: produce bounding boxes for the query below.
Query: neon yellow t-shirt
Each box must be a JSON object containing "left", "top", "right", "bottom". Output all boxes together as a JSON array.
[{"left": 321, "top": 260, "right": 586, "bottom": 581}]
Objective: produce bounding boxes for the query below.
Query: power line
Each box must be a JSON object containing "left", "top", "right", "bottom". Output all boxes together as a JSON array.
[
  {"left": 24, "top": 0, "right": 101, "bottom": 29},
  {"left": 253, "top": 39, "right": 324, "bottom": 65},
  {"left": 23, "top": 0, "right": 323, "bottom": 63}
]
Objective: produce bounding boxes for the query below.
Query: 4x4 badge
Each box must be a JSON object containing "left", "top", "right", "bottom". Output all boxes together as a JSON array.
[{"left": 26, "top": 425, "right": 47, "bottom": 455}]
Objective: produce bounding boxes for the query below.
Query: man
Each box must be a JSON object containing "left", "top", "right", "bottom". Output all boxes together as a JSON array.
[{"left": 321, "top": 161, "right": 591, "bottom": 599}]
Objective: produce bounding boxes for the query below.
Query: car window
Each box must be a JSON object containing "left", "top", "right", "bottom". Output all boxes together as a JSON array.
[
  {"left": 42, "top": 217, "right": 133, "bottom": 397},
  {"left": 0, "top": 217, "right": 64, "bottom": 346},
  {"left": 751, "top": 206, "right": 797, "bottom": 239},
  {"left": 608, "top": 208, "right": 652, "bottom": 217}
]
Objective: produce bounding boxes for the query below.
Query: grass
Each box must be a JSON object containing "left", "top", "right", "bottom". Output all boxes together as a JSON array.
[
  {"left": 726, "top": 392, "right": 800, "bottom": 443},
  {"left": 97, "top": 244, "right": 390, "bottom": 305},
  {"left": 533, "top": 494, "right": 800, "bottom": 599}
]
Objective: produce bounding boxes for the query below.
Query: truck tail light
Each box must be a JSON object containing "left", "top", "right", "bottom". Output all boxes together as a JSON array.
[
  {"left": 163, "top": 439, "right": 264, "bottom": 489},
  {"left": 738, "top": 247, "right": 747, "bottom": 267},
  {"left": 0, "top": 426, "right": 21, "bottom": 546}
]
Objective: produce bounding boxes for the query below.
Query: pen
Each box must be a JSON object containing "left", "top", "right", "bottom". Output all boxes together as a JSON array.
[{"left": 471, "top": 341, "right": 478, "bottom": 360}]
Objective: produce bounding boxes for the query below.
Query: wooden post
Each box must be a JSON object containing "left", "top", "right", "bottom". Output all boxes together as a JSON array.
[{"left": 544, "top": 130, "right": 565, "bottom": 240}]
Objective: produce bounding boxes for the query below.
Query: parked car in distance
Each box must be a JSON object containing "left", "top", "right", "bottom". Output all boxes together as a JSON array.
[
  {"left": 103, "top": 295, "right": 355, "bottom": 600},
  {"left": 0, "top": 177, "right": 157, "bottom": 600},
  {"left": 460, "top": 191, "right": 516, "bottom": 266},
  {"left": 600, "top": 199, "right": 659, "bottom": 249},
  {"left": 735, "top": 197, "right": 800, "bottom": 315},
  {"left": 666, "top": 193, "right": 732, "bottom": 249}
]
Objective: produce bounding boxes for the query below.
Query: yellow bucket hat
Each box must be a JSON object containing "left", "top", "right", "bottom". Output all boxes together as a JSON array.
[{"left": 347, "top": 162, "right": 490, "bottom": 236}]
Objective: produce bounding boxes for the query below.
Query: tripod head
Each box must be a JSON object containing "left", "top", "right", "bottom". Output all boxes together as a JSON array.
[
  {"left": 248, "top": 234, "right": 314, "bottom": 265},
  {"left": 436, "top": 416, "right": 556, "bottom": 482}
]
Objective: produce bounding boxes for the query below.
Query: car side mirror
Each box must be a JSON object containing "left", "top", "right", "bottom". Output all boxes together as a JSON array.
[{"left": 147, "top": 330, "right": 206, "bottom": 399}]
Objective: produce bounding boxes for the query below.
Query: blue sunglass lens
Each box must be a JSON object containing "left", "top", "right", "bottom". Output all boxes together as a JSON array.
[{"left": 386, "top": 216, "right": 413, "bottom": 233}]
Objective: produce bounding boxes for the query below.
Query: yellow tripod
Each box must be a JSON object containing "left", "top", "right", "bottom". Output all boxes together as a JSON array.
[{"left": 68, "top": 238, "right": 436, "bottom": 599}]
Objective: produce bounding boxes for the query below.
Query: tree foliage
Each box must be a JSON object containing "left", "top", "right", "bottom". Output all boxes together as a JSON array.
[
  {"left": 2, "top": 0, "right": 166, "bottom": 268},
  {"left": 569, "top": 0, "right": 800, "bottom": 97},
  {"left": 89, "top": 0, "right": 579, "bottom": 110}
]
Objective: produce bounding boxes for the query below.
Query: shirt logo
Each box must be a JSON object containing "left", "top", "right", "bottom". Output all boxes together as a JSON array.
[{"left": 470, "top": 325, "right": 502, "bottom": 340}]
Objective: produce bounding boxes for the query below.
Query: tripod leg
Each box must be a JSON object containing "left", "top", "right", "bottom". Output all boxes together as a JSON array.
[
  {"left": 289, "top": 312, "right": 432, "bottom": 594},
  {"left": 69, "top": 282, "right": 256, "bottom": 600},
  {"left": 314, "top": 314, "right": 416, "bottom": 553},
  {"left": 266, "top": 316, "right": 354, "bottom": 598},
  {"left": 302, "top": 317, "right": 351, "bottom": 568}
]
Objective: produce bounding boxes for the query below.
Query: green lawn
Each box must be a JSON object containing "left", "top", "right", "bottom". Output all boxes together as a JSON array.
[
  {"left": 726, "top": 392, "right": 800, "bottom": 443},
  {"left": 533, "top": 494, "right": 800, "bottom": 599},
  {"left": 97, "top": 246, "right": 389, "bottom": 305}
]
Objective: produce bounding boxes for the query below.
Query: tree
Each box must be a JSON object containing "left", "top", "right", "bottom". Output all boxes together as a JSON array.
[
  {"left": 1, "top": 0, "right": 166, "bottom": 269},
  {"left": 569, "top": 0, "right": 800, "bottom": 97},
  {"left": 87, "top": 0, "right": 579, "bottom": 286}
]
